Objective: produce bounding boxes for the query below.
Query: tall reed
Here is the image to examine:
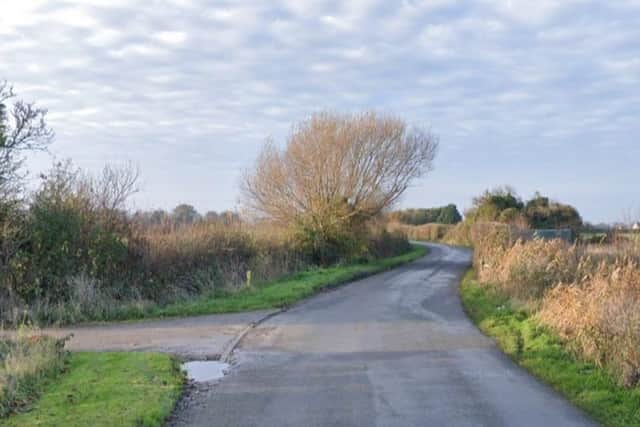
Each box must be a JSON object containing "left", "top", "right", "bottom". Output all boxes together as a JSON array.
[{"left": 469, "top": 222, "right": 640, "bottom": 387}]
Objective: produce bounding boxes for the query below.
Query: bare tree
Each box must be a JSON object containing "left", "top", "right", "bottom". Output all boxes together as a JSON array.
[
  {"left": 241, "top": 112, "right": 438, "bottom": 246},
  {"left": 1, "top": 81, "right": 53, "bottom": 297},
  {"left": 0, "top": 80, "right": 54, "bottom": 197},
  {"left": 32, "top": 160, "right": 140, "bottom": 226},
  {"left": 84, "top": 163, "right": 140, "bottom": 212}
]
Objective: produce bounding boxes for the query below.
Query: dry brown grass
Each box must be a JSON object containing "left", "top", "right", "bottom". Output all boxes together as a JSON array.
[
  {"left": 442, "top": 221, "right": 474, "bottom": 246},
  {"left": 139, "top": 221, "right": 308, "bottom": 298},
  {"left": 470, "top": 223, "right": 640, "bottom": 387},
  {"left": 496, "top": 239, "right": 582, "bottom": 301},
  {"left": 139, "top": 220, "right": 408, "bottom": 299},
  {"left": 386, "top": 222, "right": 453, "bottom": 242},
  {"left": 539, "top": 258, "right": 640, "bottom": 387},
  {"left": 470, "top": 222, "right": 513, "bottom": 283},
  {"left": 0, "top": 328, "right": 68, "bottom": 417}
]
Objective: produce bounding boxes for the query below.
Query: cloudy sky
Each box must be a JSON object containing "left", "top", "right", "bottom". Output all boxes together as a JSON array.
[{"left": 1, "top": 0, "right": 639, "bottom": 222}]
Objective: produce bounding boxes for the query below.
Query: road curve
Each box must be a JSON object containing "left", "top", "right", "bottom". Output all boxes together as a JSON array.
[{"left": 174, "top": 243, "right": 596, "bottom": 427}]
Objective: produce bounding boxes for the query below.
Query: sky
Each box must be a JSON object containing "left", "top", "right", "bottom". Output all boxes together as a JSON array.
[{"left": 1, "top": 0, "right": 639, "bottom": 223}]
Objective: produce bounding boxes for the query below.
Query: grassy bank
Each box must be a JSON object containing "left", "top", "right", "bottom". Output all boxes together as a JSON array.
[
  {"left": 107, "top": 244, "right": 428, "bottom": 321},
  {"left": 3, "top": 352, "right": 184, "bottom": 427},
  {"left": 460, "top": 271, "right": 640, "bottom": 427},
  {"left": 0, "top": 334, "right": 67, "bottom": 418}
]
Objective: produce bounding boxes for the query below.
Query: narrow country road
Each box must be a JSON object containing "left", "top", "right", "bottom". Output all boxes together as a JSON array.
[{"left": 173, "top": 243, "right": 596, "bottom": 427}]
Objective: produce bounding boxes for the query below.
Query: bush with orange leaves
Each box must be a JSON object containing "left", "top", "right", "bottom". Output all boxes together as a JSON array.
[{"left": 538, "top": 259, "right": 640, "bottom": 387}]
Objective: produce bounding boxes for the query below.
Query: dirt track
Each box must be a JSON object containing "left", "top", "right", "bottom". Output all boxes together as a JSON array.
[{"left": 35, "top": 309, "right": 278, "bottom": 360}]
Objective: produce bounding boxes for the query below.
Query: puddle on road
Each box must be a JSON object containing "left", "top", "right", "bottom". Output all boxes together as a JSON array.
[{"left": 182, "top": 361, "right": 229, "bottom": 382}]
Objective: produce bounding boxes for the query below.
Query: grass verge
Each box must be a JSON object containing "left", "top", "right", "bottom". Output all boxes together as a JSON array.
[
  {"left": 2, "top": 352, "right": 184, "bottom": 427},
  {"left": 459, "top": 270, "right": 640, "bottom": 427},
  {"left": 106, "top": 245, "right": 428, "bottom": 321},
  {"left": 0, "top": 334, "right": 67, "bottom": 418}
]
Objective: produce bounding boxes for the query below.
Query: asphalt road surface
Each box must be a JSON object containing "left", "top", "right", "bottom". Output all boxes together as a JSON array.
[{"left": 174, "top": 243, "right": 596, "bottom": 427}]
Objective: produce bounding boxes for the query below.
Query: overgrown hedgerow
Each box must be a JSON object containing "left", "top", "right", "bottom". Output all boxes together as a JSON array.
[
  {"left": 386, "top": 222, "right": 453, "bottom": 242},
  {"left": 0, "top": 166, "right": 411, "bottom": 326}
]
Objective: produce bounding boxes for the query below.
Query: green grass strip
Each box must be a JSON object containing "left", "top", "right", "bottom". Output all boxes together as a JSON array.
[
  {"left": 459, "top": 270, "right": 640, "bottom": 427},
  {"left": 2, "top": 352, "right": 184, "bottom": 427},
  {"left": 108, "top": 245, "right": 428, "bottom": 321}
]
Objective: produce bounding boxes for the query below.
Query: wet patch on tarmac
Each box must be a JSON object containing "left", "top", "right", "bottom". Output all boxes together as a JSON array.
[{"left": 182, "top": 360, "right": 229, "bottom": 382}]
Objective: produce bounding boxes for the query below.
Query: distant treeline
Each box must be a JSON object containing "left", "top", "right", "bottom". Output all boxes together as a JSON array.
[
  {"left": 389, "top": 204, "right": 462, "bottom": 225},
  {"left": 465, "top": 187, "right": 583, "bottom": 231},
  {"left": 132, "top": 204, "right": 240, "bottom": 228}
]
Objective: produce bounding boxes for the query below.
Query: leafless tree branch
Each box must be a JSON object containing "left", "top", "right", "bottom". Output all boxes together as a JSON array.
[
  {"left": 0, "top": 80, "right": 54, "bottom": 196},
  {"left": 241, "top": 111, "right": 438, "bottom": 233}
]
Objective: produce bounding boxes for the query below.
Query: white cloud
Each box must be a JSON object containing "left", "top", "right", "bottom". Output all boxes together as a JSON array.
[
  {"left": 108, "top": 44, "right": 167, "bottom": 58},
  {"left": 0, "top": 0, "right": 637, "bottom": 221},
  {"left": 321, "top": 15, "right": 354, "bottom": 31},
  {"left": 59, "top": 57, "right": 91, "bottom": 69},
  {"left": 603, "top": 58, "right": 640, "bottom": 74},
  {"left": 206, "top": 8, "right": 236, "bottom": 22},
  {"left": 419, "top": 24, "right": 456, "bottom": 55},
  {"left": 69, "top": 107, "right": 100, "bottom": 117},
  {"left": 483, "top": 0, "right": 579, "bottom": 24},
  {"left": 147, "top": 74, "right": 177, "bottom": 84},
  {"left": 0, "top": 1, "right": 47, "bottom": 34},
  {"left": 310, "top": 62, "right": 338, "bottom": 73},
  {"left": 88, "top": 28, "right": 122, "bottom": 47},
  {"left": 152, "top": 31, "right": 188, "bottom": 46},
  {"left": 48, "top": 7, "right": 98, "bottom": 28}
]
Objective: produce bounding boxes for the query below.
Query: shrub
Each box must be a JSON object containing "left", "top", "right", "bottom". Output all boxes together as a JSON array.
[
  {"left": 524, "top": 194, "right": 582, "bottom": 231},
  {"left": 465, "top": 186, "right": 524, "bottom": 223},
  {"left": 389, "top": 205, "right": 462, "bottom": 225},
  {"left": 363, "top": 225, "right": 411, "bottom": 260},
  {"left": 463, "top": 187, "right": 583, "bottom": 232},
  {"left": 386, "top": 222, "right": 453, "bottom": 242},
  {"left": 290, "top": 208, "right": 372, "bottom": 265},
  {"left": 442, "top": 221, "right": 474, "bottom": 246},
  {"left": 5, "top": 162, "right": 143, "bottom": 305}
]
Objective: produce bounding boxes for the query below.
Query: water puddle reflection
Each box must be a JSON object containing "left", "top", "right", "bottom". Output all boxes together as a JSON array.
[{"left": 182, "top": 360, "right": 229, "bottom": 382}]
